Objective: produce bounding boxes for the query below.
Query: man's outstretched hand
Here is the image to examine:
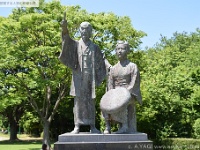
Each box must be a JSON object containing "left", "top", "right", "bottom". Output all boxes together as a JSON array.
[{"left": 61, "top": 11, "right": 68, "bottom": 29}]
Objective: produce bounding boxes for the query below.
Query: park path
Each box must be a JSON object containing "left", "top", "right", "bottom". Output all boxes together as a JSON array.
[
  {"left": 0, "top": 134, "right": 42, "bottom": 141},
  {"left": 0, "top": 136, "right": 8, "bottom": 141}
]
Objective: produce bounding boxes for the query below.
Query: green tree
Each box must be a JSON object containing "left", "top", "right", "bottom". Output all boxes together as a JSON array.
[
  {"left": 0, "top": 48, "right": 26, "bottom": 140},
  {"left": 0, "top": 1, "right": 70, "bottom": 147},
  {"left": 138, "top": 29, "right": 200, "bottom": 140},
  {"left": 0, "top": 87, "right": 25, "bottom": 140}
]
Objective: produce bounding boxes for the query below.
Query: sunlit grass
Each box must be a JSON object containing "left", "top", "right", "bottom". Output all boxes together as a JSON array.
[
  {"left": 0, "top": 132, "right": 8, "bottom": 138},
  {"left": 0, "top": 140, "right": 42, "bottom": 150}
]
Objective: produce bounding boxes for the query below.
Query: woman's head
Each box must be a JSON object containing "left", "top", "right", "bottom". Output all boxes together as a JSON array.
[{"left": 115, "top": 41, "right": 130, "bottom": 61}]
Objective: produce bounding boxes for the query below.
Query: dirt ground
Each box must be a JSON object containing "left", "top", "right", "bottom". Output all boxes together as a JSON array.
[
  {"left": 0, "top": 134, "right": 42, "bottom": 141},
  {"left": 0, "top": 136, "right": 9, "bottom": 141}
]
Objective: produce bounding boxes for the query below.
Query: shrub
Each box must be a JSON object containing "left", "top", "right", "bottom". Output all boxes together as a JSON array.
[{"left": 193, "top": 118, "right": 200, "bottom": 139}]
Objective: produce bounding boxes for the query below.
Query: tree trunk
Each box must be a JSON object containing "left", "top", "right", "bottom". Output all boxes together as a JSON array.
[
  {"left": 43, "top": 120, "right": 51, "bottom": 149},
  {"left": 9, "top": 118, "right": 18, "bottom": 140}
]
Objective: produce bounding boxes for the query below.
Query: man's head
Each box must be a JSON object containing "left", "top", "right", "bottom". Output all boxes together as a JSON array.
[
  {"left": 115, "top": 40, "right": 130, "bottom": 60},
  {"left": 79, "top": 22, "right": 92, "bottom": 41}
]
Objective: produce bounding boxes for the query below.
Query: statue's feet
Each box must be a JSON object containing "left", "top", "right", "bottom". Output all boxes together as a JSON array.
[
  {"left": 90, "top": 127, "right": 101, "bottom": 134},
  {"left": 113, "top": 126, "right": 128, "bottom": 134},
  {"left": 103, "top": 126, "right": 111, "bottom": 134},
  {"left": 103, "top": 128, "right": 111, "bottom": 134},
  {"left": 70, "top": 127, "right": 79, "bottom": 134}
]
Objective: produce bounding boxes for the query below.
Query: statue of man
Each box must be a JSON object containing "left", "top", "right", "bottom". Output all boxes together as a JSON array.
[
  {"left": 59, "top": 12, "right": 106, "bottom": 134},
  {"left": 102, "top": 41, "right": 142, "bottom": 134}
]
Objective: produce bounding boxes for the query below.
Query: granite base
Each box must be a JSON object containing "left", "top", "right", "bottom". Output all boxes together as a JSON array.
[{"left": 54, "top": 132, "right": 153, "bottom": 150}]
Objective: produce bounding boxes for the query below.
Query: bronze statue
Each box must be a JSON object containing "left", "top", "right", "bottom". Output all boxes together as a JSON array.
[
  {"left": 59, "top": 12, "right": 106, "bottom": 134},
  {"left": 101, "top": 41, "right": 142, "bottom": 134}
]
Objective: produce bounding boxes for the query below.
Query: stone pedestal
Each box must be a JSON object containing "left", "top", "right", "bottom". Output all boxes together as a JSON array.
[{"left": 54, "top": 132, "right": 153, "bottom": 150}]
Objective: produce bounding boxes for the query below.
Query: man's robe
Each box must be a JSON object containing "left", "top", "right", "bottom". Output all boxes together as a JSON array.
[{"left": 59, "top": 34, "right": 106, "bottom": 125}]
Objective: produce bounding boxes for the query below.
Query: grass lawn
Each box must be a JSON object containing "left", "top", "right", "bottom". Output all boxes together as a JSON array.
[
  {"left": 0, "top": 133, "right": 54, "bottom": 150},
  {"left": 0, "top": 140, "right": 43, "bottom": 150}
]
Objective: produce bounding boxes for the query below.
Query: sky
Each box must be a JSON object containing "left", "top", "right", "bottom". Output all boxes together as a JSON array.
[{"left": 0, "top": 0, "right": 199, "bottom": 49}]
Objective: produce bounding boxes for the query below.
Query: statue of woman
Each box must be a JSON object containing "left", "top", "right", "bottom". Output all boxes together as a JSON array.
[{"left": 102, "top": 41, "right": 142, "bottom": 134}]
